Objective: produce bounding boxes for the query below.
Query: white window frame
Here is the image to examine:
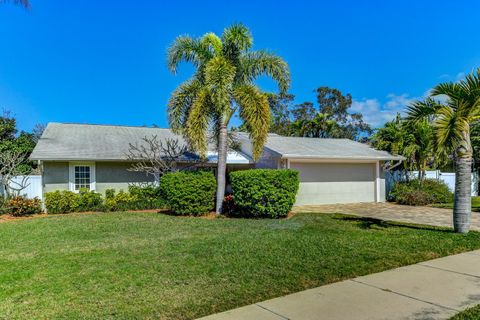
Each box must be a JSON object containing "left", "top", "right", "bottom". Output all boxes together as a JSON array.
[{"left": 69, "top": 162, "right": 96, "bottom": 192}]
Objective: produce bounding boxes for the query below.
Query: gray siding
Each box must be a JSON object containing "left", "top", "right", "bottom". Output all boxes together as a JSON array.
[
  {"left": 95, "top": 162, "right": 154, "bottom": 194},
  {"left": 43, "top": 162, "right": 69, "bottom": 193},
  {"left": 42, "top": 161, "right": 155, "bottom": 195}
]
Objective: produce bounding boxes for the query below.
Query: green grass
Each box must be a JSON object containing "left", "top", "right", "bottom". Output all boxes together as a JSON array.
[
  {"left": 1, "top": 212, "right": 480, "bottom": 319},
  {"left": 432, "top": 196, "right": 480, "bottom": 211},
  {"left": 450, "top": 305, "right": 480, "bottom": 319}
]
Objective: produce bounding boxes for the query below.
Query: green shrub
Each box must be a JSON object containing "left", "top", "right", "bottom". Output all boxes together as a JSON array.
[
  {"left": 128, "top": 185, "right": 165, "bottom": 210},
  {"left": 160, "top": 171, "right": 216, "bottom": 215},
  {"left": 6, "top": 196, "right": 42, "bottom": 216},
  {"left": 45, "top": 185, "right": 166, "bottom": 214},
  {"left": 0, "top": 196, "right": 7, "bottom": 215},
  {"left": 45, "top": 190, "right": 80, "bottom": 214},
  {"left": 390, "top": 179, "right": 453, "bottom": 206},
  {"left": 77, "top": 189, "right": 103, "bottom": 212},
  {"left": 105, "top": 189, "right": 115, "bottom": 200},
  {"left": 105, "top": 190, "right": 137, "bottom": 212},
  {"left": 229, "top": 169, "right": 300, "bottom": 218}
]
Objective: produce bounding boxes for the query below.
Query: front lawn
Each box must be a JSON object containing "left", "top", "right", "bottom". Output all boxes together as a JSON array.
[
  {"left": 1, "top": 212, "right": 480, "bottom": 319},
  {"left": 432, "top": 196, "right": 480, "bottom": 211},
  {"left": 450, "top": 305, "right": 480, "bottom": 319}
]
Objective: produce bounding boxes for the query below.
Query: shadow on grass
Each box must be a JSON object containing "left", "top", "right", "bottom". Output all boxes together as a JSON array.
[{"left": 333, "top": 215, "right": 454, "bottom": 233}]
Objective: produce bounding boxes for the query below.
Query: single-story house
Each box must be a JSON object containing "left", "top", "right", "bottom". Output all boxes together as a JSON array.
[{"left": 30, "top": 123, "right": 403, "bottom": 205}]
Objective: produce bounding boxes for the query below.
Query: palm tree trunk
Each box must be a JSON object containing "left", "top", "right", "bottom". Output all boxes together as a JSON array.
[
  {"left": 215, "top": 124, "right": 228, "bottom": 214},
  {"left": 453, "top": 135, "right": 472, "bottom": 233}
]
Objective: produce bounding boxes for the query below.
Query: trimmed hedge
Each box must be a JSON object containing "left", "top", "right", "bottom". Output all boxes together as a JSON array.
[
  {"left": 390, "top": 179, "right": 453, "bottom": 206},
  {"left": 230, "top": 169, "right": 300, "bottom": 218},
  {"left": 45, "top": 186, "right": 166, "bottom": 214},
  {"left": 159, "top": 171, "right": 216, "bottom": 216}
]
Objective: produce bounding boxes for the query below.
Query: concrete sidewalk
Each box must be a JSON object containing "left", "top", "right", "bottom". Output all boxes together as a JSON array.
[{"left": 199, "top": 250, "right": 480, "bottom": 320}]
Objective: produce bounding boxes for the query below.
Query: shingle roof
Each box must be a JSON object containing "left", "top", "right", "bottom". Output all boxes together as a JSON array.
[
  {"left": 30, "top": 123, "right": 184, "bottom": 161},
  {"left": 235, "top": 133, "right": 404, "bottom": 161},
  {"left": 31, "top": 123, "right": 403, "bottom": 162},
  {"left": 30, "top": 123, "right": 252, "bottom": 163}
]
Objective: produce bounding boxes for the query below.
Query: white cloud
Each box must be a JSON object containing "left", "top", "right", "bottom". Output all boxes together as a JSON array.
[{"left": 352, "top": 93, "right": 419, "bottom": 128}]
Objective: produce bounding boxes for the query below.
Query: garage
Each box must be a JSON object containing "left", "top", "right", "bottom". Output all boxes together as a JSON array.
[
  {"left": 236, "top": 134, "right": 404, "bottom": 205},
  {"left": 290, "top": 161, "right": 378, "bottom": 205}
]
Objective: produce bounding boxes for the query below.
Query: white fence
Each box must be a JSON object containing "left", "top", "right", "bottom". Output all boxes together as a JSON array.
[
  {"left": 386, "top": 170, "right": 478, "bottom": 197},
  {"left": 0, "top": 175, "right": 43, "bottom": 200}
]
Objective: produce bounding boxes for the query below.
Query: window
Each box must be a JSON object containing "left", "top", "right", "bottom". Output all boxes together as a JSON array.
[
  {"left": 69, "top": 162, "right": 95, "bottom": 192},
  {"left": 74, "top": 165, "right": 91, "bottom": 190}
]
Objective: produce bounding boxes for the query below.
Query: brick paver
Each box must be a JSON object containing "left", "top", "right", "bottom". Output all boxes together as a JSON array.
[{"left": 293, "top": 202, "right": 480, "bottom": 231}]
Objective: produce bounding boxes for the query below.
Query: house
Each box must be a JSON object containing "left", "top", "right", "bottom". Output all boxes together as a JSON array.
[{"left": 30, "top": 123, "right": 403, "bottom": 205}]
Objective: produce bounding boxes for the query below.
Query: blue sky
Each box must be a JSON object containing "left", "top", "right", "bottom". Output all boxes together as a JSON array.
[{"left": 1, "top": 0, "right": 479, "bottom": 132}]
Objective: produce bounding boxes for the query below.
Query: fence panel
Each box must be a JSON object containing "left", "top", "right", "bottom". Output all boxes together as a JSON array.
[
  {"left": 1, "top": 175, "right": 43, "bottom": 200},
  {"left": 385, "top": 170, "right": 478, "bottom": 197}
]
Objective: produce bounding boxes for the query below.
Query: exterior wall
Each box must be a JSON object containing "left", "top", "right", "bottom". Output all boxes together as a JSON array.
[
  {"left": 43, "top": 162, "right": 69, "bottom": 193},
  {"left": 290, "top": 161, "right": 377, "bottom": 205},
  {"left": 42, "top": 161, "right": 154, "bottom": 195},
  {"left": 95, "top": 162, "right": 154, "bottom": 194},
  {"left": 238, "top": 137, "right": 279, "bottom": 169},
  {"left": 380, "top": 164, "right": 386, "bottom": 202}
]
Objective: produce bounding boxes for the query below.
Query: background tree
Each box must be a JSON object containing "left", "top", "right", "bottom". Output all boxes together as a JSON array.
[
  {"left": 407, "top": 69, "right": 480, "bottom": 233},
  {"left": 315, "top": 87, "right": 372, "bottom": 140},
  {"left": 0, "top": 150, "right": 31, "bottom": 197},
  {"left": 167, "top": 24, "right": 290, "bottom": 214},
  {"left": 0, "top": 111, "right": 37, "bottom": 173},
  {"left": 291, "top": 112, "right": 341, "bottom": 138},
  {"left": 371, "top": 112, "right": 435, "bottom": 181},
  {"left": 267, "top": 93, "right": 295, "bottom": 135}
]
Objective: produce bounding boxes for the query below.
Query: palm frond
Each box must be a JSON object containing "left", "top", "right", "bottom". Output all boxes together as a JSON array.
[
  {"left": 431, "top": 82, "right": 464, "bottom": 105},
  {"left": 167, "top": 79, "right": 202, "bottom": 133},
  {"left": 406, "top": 97, "right": 442, "bottom": 122},
  {"left": 435, "top": 106, "right": 464, "bottom": 153},
  {"left": 233, "top": 85, "right": 270, "bottom": 160},
  {"left": 200, "top": 32, "right": 223, "bottom": 55},
  {"left": 238, "top": 50, "right": 290, "bottom": 93},
  {"left": 221, "top": 23, "right": 253, "bottom": 57},
  {"left": 205, "top": 56, "right": 236, "bottom": 113},
  {"left": 185, "top": 89, "right": 211, "bottom": 157},
  {"left": 167, "top": 36, "right": 212, "bottom": 74}
]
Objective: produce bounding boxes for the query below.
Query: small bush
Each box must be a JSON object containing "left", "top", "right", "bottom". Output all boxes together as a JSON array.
[
  {"left": 390, "top": 179, "right": 453, "bottom": 206},
  {"left": 128, "top": 185, "right": 165, "bottom": 210},
  {"left": 230, "top": 169, "right": 300, "bottom": 218},
  {"left": 0, "top": 197, "right": 7, "bottom": 215},
  {"left": 77, "top": 189, "right": 103, "bottom": 212},
  {"left": 105, "top": 190, "right": 137, "bottom": 212},
  {"left": 160, "top": 171, "right": 216, "bottom": 215},
  {"left": 222, "top": 194, "right": 235, "bottom": 216},
  {"left": 6, "top": 196, "right": 42, "bottom": 216},
  {"left": 45, "top": 185, "right": 166, "bottom": 214},
  {"left": 45, "top": 190, "right": 80, "bottom": 214}
]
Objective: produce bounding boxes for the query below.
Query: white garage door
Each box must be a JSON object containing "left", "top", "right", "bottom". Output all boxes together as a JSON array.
[{"left": 290, "top": 162, "right": 376, "bottom": 205}]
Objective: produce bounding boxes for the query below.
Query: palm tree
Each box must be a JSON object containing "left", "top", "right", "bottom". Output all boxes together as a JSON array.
[
  {"left": 167, "top": 24, "right": 290, "bottom": 214},
  {"left": 407, "top": 69, "right": 480, "bottom": 233},
  {"left": 292, "top": 112, "right": 340, "bottom": 138},
  {"left": 371, "top": 113, "right": 434, "bottom": 180}
]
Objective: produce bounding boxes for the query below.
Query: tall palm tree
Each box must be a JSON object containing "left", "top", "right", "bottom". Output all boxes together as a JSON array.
[
  {"left": 167, "top": 24, "right": 290, "bottom": 214},
  {"left": 407, "top": 69, "right": 480, "bottom": 233}
]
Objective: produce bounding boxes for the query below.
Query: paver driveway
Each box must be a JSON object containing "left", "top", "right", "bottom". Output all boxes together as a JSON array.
[{"left": 293, "top": 202, "right": 480, "bottom": 231}]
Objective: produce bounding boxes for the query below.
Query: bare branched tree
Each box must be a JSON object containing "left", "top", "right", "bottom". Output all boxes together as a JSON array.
[
  {"left": 126, "top": 136, "right": 202, "bottom": 179},
  {"left": 0, "top": 150, "right": 31, "bottom": 197}
]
